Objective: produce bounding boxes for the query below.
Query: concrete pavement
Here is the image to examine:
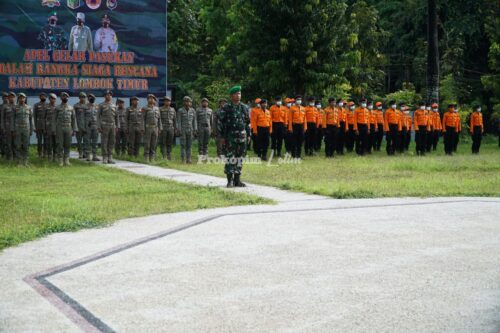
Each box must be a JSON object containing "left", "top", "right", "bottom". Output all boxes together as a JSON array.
[{"left": 1, "top": 156, "right": 499, "bottom": 333}]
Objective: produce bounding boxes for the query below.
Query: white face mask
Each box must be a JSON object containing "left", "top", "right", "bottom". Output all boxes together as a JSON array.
[
  {"left": 296, "top": 100, "right": 302, "bottom": 105},
  {"left": 361, "top": 103, "right": 367, "bottom": 108},
  {"left": 368, "top": 105, "right": 373, "bottom": 110},
  {"left": 391, "top": 105, "right": 397, "bottom": 109},
  {"left": 432, "top": 108, "right": 438, "bottom": 112},
  {"left": 338, "top": 102, "right": 344, "bottom": 107},
  {"left": 309, "top": 102, "right": 314, "bottom": 106},
  {"left": 316, "top": 104, "right": 321, "bottom": 109},
  {"left": 350, "top": 106, "right": 355, "bottom": 111},
  {"left": 420, "top": 105, "right": 425, "bottom": 109},
  {"left": 286, "top": 103, "right": 292, "bottom": 108},
  {"left": 276, "top": 101, "right": 282, "bottom": 106},
  {"left": 477, "top": 108, "right": 481, "bottom": 112},
  {"left": 377, "top": 106, "right": 382, "bottom": 110}
]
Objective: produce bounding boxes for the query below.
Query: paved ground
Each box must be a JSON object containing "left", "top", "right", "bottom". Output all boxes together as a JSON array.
[{"left": 1, "top": 157, "right": 499, "bottom": 333}]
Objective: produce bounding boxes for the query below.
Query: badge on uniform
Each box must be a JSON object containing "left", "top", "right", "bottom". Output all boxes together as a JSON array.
[
  {"left": 86, "top": 0, "right": 101, "bottom": 9},
  {"left": 42, "top": 0, "right": 61, "bottom": 7},
  {"left": 107, "top": 0, "right": 117, "bottom": 10},
  {"left": 67, "top": 0, "right": 81, "bottom": 9}
]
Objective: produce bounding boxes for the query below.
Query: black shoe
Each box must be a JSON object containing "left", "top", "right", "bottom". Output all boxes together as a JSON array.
[
  {"left": 226, "top": 174, "right": 234, "bottom": 188},
  {"left": 234, "top": 174, "right": 246, "bottom": 187}
]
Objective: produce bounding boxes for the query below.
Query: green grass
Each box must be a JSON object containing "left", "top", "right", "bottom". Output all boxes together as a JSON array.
[
  {"left": 0, "top": 155, "right": 269, "bottom": 250},
  {"left": 121, "top": 135, "right": 500, "bottom": 199}
]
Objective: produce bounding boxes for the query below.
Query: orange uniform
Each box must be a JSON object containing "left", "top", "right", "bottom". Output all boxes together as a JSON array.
[
  {"left": 346, "top": 109, "right": 355, "bottom": 126},
  {"left": 470, "top": 111, "right": 484, "bottom": 133},
  {"left": 430, "top": 111, "right": 442, "bottom": 131},
  {"left": 288, "top": 105, "right": 307, "bottom": 131},
  {"left": 402, "top": 113, "right": 412, "bottom": 130},
  {"left": 323, "top": 106, "right": 339, "bottom": 127},
  {"left": 369, "top": 110, "right": 377, "bottom": 127},
  {"left": 375, "top": 110, "right": 384, "bottom": 125},
  {"left": 251, "top": 107, "right": 272, "bottom": 134},
  {"left": 353, "top": 107, "right": 371, "bottom": 131},
  {"left": 384, "top": 108, "right": 402, "bottom": 132},
  {"left": 269, "top": 104, "right": 288, "bottom": 124},
  {"left": 442, "top": 111, "right": 461, "bottom": 132},
  {"left": 305, "top": 106, "right": 318, "bottom": 124},
  {"left": 414, "top": 109, "right": 430, "bottom": 131}
]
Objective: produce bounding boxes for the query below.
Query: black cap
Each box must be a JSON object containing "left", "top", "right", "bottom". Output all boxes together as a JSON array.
[
  {"left": 328, "top": 97, "right": 335, "bottom": 103},
  {"left": 130, "top": 96, "right": 139, "bottom": 101},
  {"left": 308, "top": 96, "right": 315, "bottom": 101},
  {"left": 295, "top": 95, "right": 302, "bottom": 99},
  {"left": 104, "top": 90, "right": 113, "bottom": 96},
  {"left": 260, "top": 98, "right": 268, "bottom": 104},
  {"left": 275, "top": 96, "right": 282, "bottom": 101},
  {"left": 39, "top": 92, "right": 47, "bottom": 97},
  {"left": 117, "top": 98, "right": 124, "bottom": 103},
  {"left": 389, "top": 100, "right": 396, "bottom": 105}
]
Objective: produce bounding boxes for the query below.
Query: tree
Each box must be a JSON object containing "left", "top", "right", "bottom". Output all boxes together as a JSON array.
[{"left": 427, "top": 0, "right": 439, "bottom": 102}]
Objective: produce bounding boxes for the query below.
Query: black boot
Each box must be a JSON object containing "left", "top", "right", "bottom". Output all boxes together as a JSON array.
[
  {"left": 226, "top": 174, "right": 234, "bottom": 188},
  {"left": 234, "top": 174, "right": 246, "bottom": 187}
]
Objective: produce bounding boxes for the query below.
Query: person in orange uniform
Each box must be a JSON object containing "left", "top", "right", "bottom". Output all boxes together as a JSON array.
[
  {"left": 402, "top": 105, "right": 412, "bottom": 151},
  {"left": 429, "top": 103, "right": 441, "bottom": 151},
  {"left": 304, "top": 96, "right": 318, "bottom": 156},
  {"left": 336, "top": 99, "right": 347, "bottom": 155},
  {"left": 269, "top": 96, "right": 288, "bottom": 157},
  {"left": 288, "top": 95, "right": 307, "bottom": 158},
  {"left": 345, "top": 101, "right": 356, "bottom": 153},
  {"left": 284, "top": 98, "right": 294, "bottom": 154},
  {"left": 323, "top": 97, "right": 339, "bottom": 158},
  {"left": 442, "top": 103, "right": 461, "bottom": 155},
  {"left": 414, "top": 101, "right": 430, "bottom": 156},
  {"left": 251, "top": 99, "right": 272, "bottom": 161},
  {"left": 315, "top": 100, "right": 325, "bottom": 152},
  {"left": 353, "top": 98, "right": 371, "bottom": 156},
  {"left": 374, "top": 101, "right": 384, "bottom": 151},
  {"left": 470, "top": 105, "right": 484, "bottom": 154},
  {"left": 384, "top": 100, "right": 402, "bottom": 155},
  {"left": 367, "top": 101, "right": 377, "bottom": 154},
  {"left": 250, "top": 98, "right": 261, "bottom": 155},
  {"left": 453, "top": 106, "right": 462, "bottom": 153}
]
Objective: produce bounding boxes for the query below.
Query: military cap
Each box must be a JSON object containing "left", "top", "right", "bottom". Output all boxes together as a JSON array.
[
  {"left": 60, "top": 92, "right": 69, "bottom": 98},
  {"left": 8, "top": 92, "right": 16, "bottom": 97},
  {"left": 102, "top": 14, "right": 111, "bottom": 22},
  {"left": 254, "top": 98, "right": 262, "bottom": 104},
  {"left": 432, "top": 103, "right": 439, "bottom": 108},
  {"left": 130, "top": 96, "right": 139, "bottom": 101},
  {"left": 104, "top": 90, "right": 113, "bottom": 96},
  {"left": 295, "top": 95, "right": 302, "bottom": 99},
  {"left": 219, "top": 98, "right": 227, "bottom": 103},
  {"left": 87, "top": 93, "right": 96, "bottom": 99},
  {"left": 348, "top": 101, "right": 355, "bottom": 106},
  {"left": 399, "top": 102, "right": 406, "bottom": 106},
  {"left": 375, "top": 101, "right": 382, "bottom": 107},
  {"left": 361, "top": 98, "right": 367, "bottom": 102},
  {"left": 79, "top": 92, "right": 87, "bottom": 98},
  {"left": 228, "top": 85, "right": 241, "bottom": 95},
  {"left": 164, "top": 96, "right": 171, "bottom": 101},
  {"left": 260, "top": 98, "right": 268, "bottom": 104},
  {"left": 448, "top": 103, "right": 455, "bottom": 108},
  {"left": 49, "top": 93, "right": 57, "bottom": 99},
  {"left": 388, "top": 100, "right": 396, "bottom": 105},
  {"left": 275, "top": 96, "right": 282, "bottom": 101},
  {"left": 2, "top": 92, "right": 8, "bottom": 98},
  {"left": 18, "top": 92, "right": 27, "bottom": 98},
  {"left": 328, "top": 97, "right": 335, "bottom": 103},
  {"left": 39, "top": 92, "right": 47, "bottom": 97},
  {"left": 117, "top": 98, "right": 125, "bottom": 103},
  {"left": 284, "top": 98, "right": 291, "bottom": 103},
  {"left": 183, "top": 96, "right": 192, "bottom": 102},
  {"left": 290, "top": 98, "right": 296, "bottom": 103},
  {"left": 308, "top": 96, "right": 315, "bottom": 101},
  {"left": 201, "top": 97, "right": 209, "bottom": 103},
  {"left": 147, "top": 94, "right": 157, "bottom": 100}
]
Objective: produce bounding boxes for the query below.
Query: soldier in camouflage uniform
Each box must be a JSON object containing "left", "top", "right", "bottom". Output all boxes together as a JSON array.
[
  {"left": 38, "top": 12, "right": 67, "bottom": 50},
  {"left": 196, "top": 97, "right": 213, "bottom": 159},
  {"left": 217, "top": 85, "right": 251, "bottom": 188},
  {"left": 74, "top": 92, "right": 88, "bottom": 159},
  {"left": 13, "top": 93, "right": 34, "bottom": 166},
  {"left": 176, "top": 96, "right": 197, "bottom": 164},
  {"left": 33, "top": 92, "right": 47, "bottom": 158},
  {"left": 142, "top": 94, "right": 162, "bottom": 163},
  {"left": 213, "top": 98, "right": 227, "bottom": 157},
  {"left": 126, "top": 96, "right": 144, "bottom": 157},
  {"left": 2, "top": 92, "right": 17, "bottom": 161},
  {"left": 45, "top": 93, "right": 58, "bottom": 162},
  {"left": 84, "top": 94, "right": 100, "bottom": 161},
  {"left": 158, "top": 96, "right": 176, "bottom": 160},
  {"left": 97, "top": 90, "right": 119, "bottom": 164},
  {"left": 115, "top": 99, "right": 127, "bottom": 156},
  {"left": 0, "top": 92, "right": 8, "bottom": 158},
  {"left": 55, "top": 92, "right": 77, "bottom": 166}
]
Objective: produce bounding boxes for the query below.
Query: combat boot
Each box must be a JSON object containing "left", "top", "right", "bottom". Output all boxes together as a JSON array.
[
  {"left": 234, "top": 174, "right": 246, "bottom": 187},
  {"left": 78, "top": 152, "right": 83, "bottom": 159},
  {"left": 108, "top": 155, "right": 115, "bottom": 164},
  {"left": 64, "top": 157, "right": 71, "bottom": 166},
  {"left": 92, "top": 155, "right": 100, "bottom": 162},
  {"left": 103, "top": 156, "right": 108, "bottom": 164},
  {"left": 87, "top": 155, "right": 92, "bottom": 162},
  {"left": 226, "top": 174, "right": 234, "bottom": 188},
  {"left": 58, "top": 158, "right": 64, "bottom": 167}
]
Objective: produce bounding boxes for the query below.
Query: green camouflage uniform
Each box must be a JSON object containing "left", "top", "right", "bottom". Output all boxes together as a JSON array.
[
  {"left": 55, "top": 102, "right": 77, "bottom": 164},
  {"left": 2, "top": 102, "right": 15, "bottom": 160},
  {"left": 196, "top": 106, "right": 213, "bottom": 156},
  {"left": 126, "top": 106, "right": 144, "bottom": 157},
  {"left": 14, "top": 103, "right": 34, "bottom": 165},
  {"left": 97, "top": 101, "right": 119, "bottom": 163},
  {"left": 33, "top": 101, "right": 47, "bottom": 157},
  {"left": 45, "top": 103, "right": 58, "bottom": 161},
  {"left": 217, "top": 102, "right": 250, "bottom": 175},
  {"left": 159, "top": 105, "right": 176, "bottom": 159},
  {"left": 143, "top": 105, "right": 162, "bottom": 161},
  {"left": 84, "top": 102, "right": 99, "bottom": 160},
  {"left": 176, "top": 107, "right": 197, "bottom": 162},
  {"left": 0, "top": 97, "right": 8, "bottom": 158},
  {"left": 73, "top": 102, "right": 88, "bottom": 158},
  {"left": 213, "top": 107, "right": 225, "bottom": 157},
  {"left": 115, "top": 105, "right": 128, "bottom": 156}
]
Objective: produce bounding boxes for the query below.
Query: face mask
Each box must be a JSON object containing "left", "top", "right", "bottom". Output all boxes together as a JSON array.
[
  {"left": 477, "top": 108, "right": 481, "bottom": 113},
  {"left": 296, "top": 100, "right": 302, "bottom": 105},
  {"left": 316, "top": 104, "right": 321, "bottom": 109},
  {"left": 49, "top": 20, "right": 56, "bottom": 27},
  {"left": 426, "top": 107, "right": 431, "bottom": 111},
  {"left": 391, "top": 105, "right": 397, "bottom": 109},
  {"left": 432, "top": 108, "right": 438, "bottom": 112},
  {"left": 61, "top": 98, "right": 68, "bottom": 103},
  {"left": 368, "top": 105, "right": 373, "bottom": 110},
  {"left": 350, "top": 106, "right": 355, "bottom": 111},
  {"left": 77, "top": 20, "right": 83, "bottom": 26},
  {"left": 338, "top": 102, "right": 344, "bottom": 107},
  {"left": 377, "top": 106, "right": 382, "bottom": 110},
  {"left": 41, "top": 97, "right": 46, "bottom": 102},
  {"left": 361, "top": 103, "right": 367, "bottom": 108},
  {"left": 286, "top": 103, "right": 291, "bottom": 108},
  {"left": 309, "top": 102, "right": 314, "bottom": 106},
  {"left": 420, "top": 106, "right": 425, "bottom": 109},
  {"left": 103, "top": 23, "right": 110, "bottom": 28},
  {"left": 89, "top": 97, "right": 95, "bottom": 103},
  {"left": 276, "top": 101, "right": 282, "bottom": 106}
]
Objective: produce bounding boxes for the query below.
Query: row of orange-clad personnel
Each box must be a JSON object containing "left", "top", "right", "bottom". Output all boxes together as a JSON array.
[{"left": 249, "top": 96, "right": 485, "bottom": 158}]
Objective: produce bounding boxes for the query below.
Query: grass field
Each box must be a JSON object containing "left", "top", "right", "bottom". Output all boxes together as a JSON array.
[
  {"left": 122, "top": 135, "right": 500, "bottom": 198},
  {"left": 0, "top": 156, "right": 268, "bottom": 250}
]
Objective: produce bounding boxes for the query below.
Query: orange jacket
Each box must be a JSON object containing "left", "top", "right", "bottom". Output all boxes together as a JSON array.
[
  {"left": 288, "top": 105, "right": 307, "bottom": 131},
  {"left": 414, "top": 109, "right": 430, "bottom": 131},
  {"left": 316, "top": 108, "right": 326, "bottom": 128},
  {"left": 338, "top": 107, "right": 347, "bottom": 123},
  {"left": 384, "top": 108, "right": 402, "bottom": 132},
  {"left": 346, "top": 109, "right": 355, "bottom": 126},
  {"left": 251, "top": 107, "right": 272, "bottom": 134},
  {"left": 375, "top": 110, "right": 384, "bottom": 125},
  {"left": 269, "top": 104, "right": 288, "bottom": 124},
  {"left": 442, "top": 111, "right": 460, "bottom": 132},
  {"left": 402, "top": 113, "right": 412, "bottom": 130},
  {"left": 470, "top": 112, "right": 484, "bottom": 133},
  {"left": 323, "top": 106, "right": 339, "bottom": 127},
  {"left": 353, "top": 107, "right": 371, "bottom": 131},
  {"left": 369, "top": 110, "right": 377, "bottom": 126},
  {"left": 305, "top": 106, "right": 318, "bottom": 124},
  {"left": 429, "top": 112, "right": 441, "bottom": 131}
]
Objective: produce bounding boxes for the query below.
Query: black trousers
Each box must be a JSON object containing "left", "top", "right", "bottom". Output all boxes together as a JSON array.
[
  {"left": 257, "top": 126, "right": 270, "bottom": 160},
  {"left": 444, "top": 126, "right": 457, "bottom": 155},
  {"left": 252, "top": 133, "right": 259, "bottom": 155},
  {"left": 471, "top": 126, "right": 482, "bottom": 153},
  {"left": 337, "top": 122, "right": 346, "bottom": 154},
  {"left": 415, "top": 126, "right": 427, "bottom": 154},
  {"left": 314, "top": 127, "right": 324, "bottom": 151},
  {"left": 325, "top": 125, "right": 338, "bottom": 157},
  {"left": 355, "top": 124, "right": 369, "bottom": 156},
  {"left": 284, "top": 130, "right": 292, "bottom": 153},
  {"left": 305, "top": 122, "right": 316, "bottom": 155},
  {"left": 453, "top": 130, "right": 460, "bottom": 152},
  {"left": 346, "top": 124, "right": 355, "bottom": 152},
  {"left": 292, "top": 124, "right": 305, "bottom": 158},
  {"left": 375, "top": 124, "right": 384, "bottom": 150},
  {"left": 271, "top": 122, "right": 285, "bottom": 156},
  {"left": 367, "top": 124, "right": 376, "bottom": 153},
  {"left": 386, "top": 124, "right": 399, "bottom": 155},
  {"left": 399, "top": 128, "right": 408, "bottom": 153}
]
